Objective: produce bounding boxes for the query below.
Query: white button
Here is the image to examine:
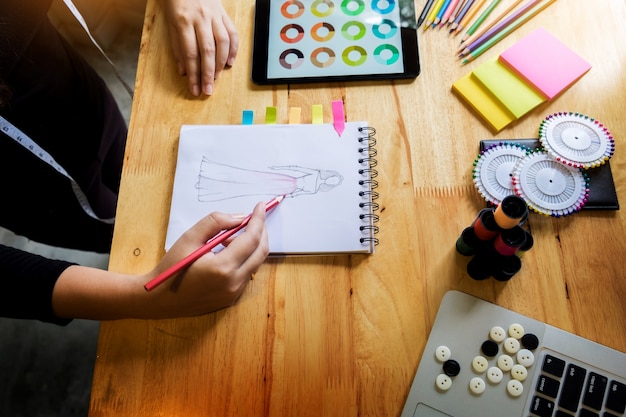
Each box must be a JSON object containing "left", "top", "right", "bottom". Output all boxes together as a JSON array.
[
  {"left": 516, "top": 349, "right": 535, "bottom": 367},
  {"left": 507, "top": 379, "right": 524, "bottom": 397},
  {"left": 469, "top": 377, "right": 486, "bottom": 394},
  {"left": 489, "top": 326, "right": 506, "bottom": 342},
  {"left": 472, "top": 356, "right": 489, "bottom": 373},
  {"left": 435, "top": 374, "right": 452, "bottom": 391},
  {"left": 511, "top": 364, "right": 528, "bottom": 381},
  {"left": 486, "top": 366, "right": 504, "bottom": 384},
  {"left": 508, "top": 323, "right": 525, "bottom": 339},
  {"left": 503, "top": 337, "right": 521, "bottom": 354},
  {"left": 497, "top": 354, "right": 514, "bottom": 371},
  {"left": 435, "top": 346, "right": 451, "bottom": 362}
]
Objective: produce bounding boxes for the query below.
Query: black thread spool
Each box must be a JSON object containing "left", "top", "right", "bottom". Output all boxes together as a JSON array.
[
  {"left": 466, "top": 249, "right": 494, "bottom": 281},
  {"left": 516, "top": 229, "right": 534, "bottom": 258},
  {"left": 492, "top": 254, "right": 522, "bottom": 282}
]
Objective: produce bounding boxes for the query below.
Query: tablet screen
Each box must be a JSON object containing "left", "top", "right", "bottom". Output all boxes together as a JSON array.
[{"left": 252, "top": 0, "right": 420, "bottom": 84}]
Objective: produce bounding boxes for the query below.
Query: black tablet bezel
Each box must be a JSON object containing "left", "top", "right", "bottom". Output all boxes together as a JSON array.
[{"left": 251, "top": 0, "right": 420, "bottom": 85}]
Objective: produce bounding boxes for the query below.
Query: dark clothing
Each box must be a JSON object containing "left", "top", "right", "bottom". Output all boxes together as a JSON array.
[
  {"left": 0, "top": 0, "right": 127, "bottom": 253},
  {"left": 0, "top": 0, "right": 128, "bottom": 323},
  {"left": 0, "top": 244, "right": 73, "bottom": 325}
]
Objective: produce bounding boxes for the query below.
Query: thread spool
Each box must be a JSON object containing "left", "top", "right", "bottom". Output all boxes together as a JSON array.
[
  {"left": 494, "top": 195, "right": 528, "bottom": 229},
  {"left": 492, "top": 255, "right": 522, "bottom": 282},
  {"left": 456, "top": 227, "right": 484, "bottom": 256},
  {"left": 472, "top": 208, "right": 500, "bottom": 241},
  {"left": 494, "top": 226, "right": 527, "bottom": 256},
  {"left": 516, "top": 230, "right": 534, "bottom": 258},
  {"left": 466, "top": 250, "right": 493, "bottom": 281}
]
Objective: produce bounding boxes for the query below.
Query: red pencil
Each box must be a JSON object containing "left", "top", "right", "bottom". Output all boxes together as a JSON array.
[{"left": 144, "top": 195, "right": 285, "bottom": 291}]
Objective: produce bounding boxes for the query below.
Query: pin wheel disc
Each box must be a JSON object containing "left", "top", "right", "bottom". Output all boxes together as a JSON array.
[
  {"left": 539, "top": 112, "right": 615, "bottom": 169},
  {"left": 512, "top": 151, "right": 589, "bottom": 217},
  {"left": 473, "top": 143, "right": 529, "bottom": 205}
]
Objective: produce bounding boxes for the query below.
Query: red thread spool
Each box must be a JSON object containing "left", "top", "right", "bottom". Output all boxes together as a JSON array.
[
  {"left": 494, "top": 226, "right": 527, "bottom": 256},
  {"left": 472, "top": 208, "right": 500, "bottom": 241}
]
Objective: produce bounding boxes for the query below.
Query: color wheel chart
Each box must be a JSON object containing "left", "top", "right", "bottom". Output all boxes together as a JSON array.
[{"left": 267, "top": 0, "right": 406, "bottom": 79}]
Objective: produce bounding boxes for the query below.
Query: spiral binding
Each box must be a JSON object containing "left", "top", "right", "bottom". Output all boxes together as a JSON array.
[{"left": 358, "top": 126, "right": 380, "bottom": 247}]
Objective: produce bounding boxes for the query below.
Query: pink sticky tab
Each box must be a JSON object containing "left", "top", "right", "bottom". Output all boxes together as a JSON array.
[{"left": 331, "top": 100, "right": 345, "bottom": 137}]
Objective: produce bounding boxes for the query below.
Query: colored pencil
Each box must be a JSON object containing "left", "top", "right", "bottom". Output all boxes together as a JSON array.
[
  {"left": 434, "top": 0, "right": 452, "bottom": 27},
  {"left": 441, "top": 0, "right": 461, "bottom": 27},
  {"left": 458, "top": 0, "right": 523, "bottom": 47},
  {"left": 417, "top": 0, "right": 436, "bottom": 27},
  {"left": 424, "top": 0, "right": 446, "bottom": 29},
  {"left": 459, "top": 0, "right": 541, "bottom": 56},
  {"left": 462, "top": 0, "right": 558, "bottom": 64},
  {"left": 449, "top": 0, "right": 475, "bottom": 32},
  {"left": 461, "top": 0, "right": 502, "bottom": 39},
  {"left": 144, "top": 195, "right": 285, "bottom": 291},
  {"left": 448, "top": 0, "right": 468, "bottom": 24},
  {"left": 454, "top": 0, "right": 487, "bottom": 34}
]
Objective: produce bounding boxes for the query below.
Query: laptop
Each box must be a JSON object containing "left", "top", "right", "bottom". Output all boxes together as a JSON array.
[{"left": 401, "top": 291, "right": 626, "bottom": 417}]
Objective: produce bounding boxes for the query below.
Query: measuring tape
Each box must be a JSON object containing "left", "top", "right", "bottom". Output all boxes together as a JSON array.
[
  {"left": 0, "top": 115, "right": 115, "bottom": 224},
  {"left": 62, "top": 0, "right": 134, "bottom": 98}
]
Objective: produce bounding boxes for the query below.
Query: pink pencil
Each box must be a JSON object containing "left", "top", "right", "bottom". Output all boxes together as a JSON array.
[{"left": 144, "top": 195, "right": 285, "bottom": 291}]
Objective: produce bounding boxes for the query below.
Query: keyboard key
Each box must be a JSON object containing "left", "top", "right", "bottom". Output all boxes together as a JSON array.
[
  {"left": 543, "top": 354, "right": 566, "bottom": 377},
  {"left": 536, "top": 374, "right": 561, "bottom": 398},
  {"left": 605, "top": 380, "right": 626, "bottom": 413},
  {"left": 558, "top": 364, "right": 587, "bottom": 412},
  {"left": 554, "top": 411, "right": 574, "bottom": 417},
  {"left": 579, "top": 409, "right": 599, "bottom": 417},
  {"left": 602, "top": 412, "right": 619, "bottom": 417},
  {"left": 582, "top": 372, "right": 608, "bottom": 411},
  {"left": 530, "top": 396, "right": 555, "bottom": 417}
]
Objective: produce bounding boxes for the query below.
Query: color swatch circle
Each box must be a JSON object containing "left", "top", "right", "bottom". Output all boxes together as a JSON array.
[
  {"left": 371, "top": 0, "right": 395, "bottom": 14},
  {"left": 279, "top": 49, "right": 305, "bottom": 69},
  {"left": 311, "top": 0, "right": 335, "bottom": 17},
  {"left": 279, "top": 24, "right": 305, "bottom": 43},
  {"left": 341, "top": 0, "right": 365, "bottom": 15},
  {"left": 311, "top": 22, "right": 335, "bottom": 42},
  {"left": 341, "top": 21, "right": 366, "bottom": 40},
  {"left": 372, "top": 19, "right": 397, "bottom": 39},
  {"left": 373, "top": 44, "right": 399, "bottom": 65},
  {"left": 311, "top": 47, "right": 336, "bottom": 67},
  {"left": 342, "top": 46, "right": 367, "bottom": 66},
  {"left": 280, "top": 0, "right": 305, "bottom": 18}
]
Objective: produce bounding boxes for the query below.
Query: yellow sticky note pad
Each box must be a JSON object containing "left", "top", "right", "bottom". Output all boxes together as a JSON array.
[
  {"left": 472, "top": 57, "right": 546, "bottom": 119},
  {"left": 451, "top": 73, "right": 515, "bottom": 133}
]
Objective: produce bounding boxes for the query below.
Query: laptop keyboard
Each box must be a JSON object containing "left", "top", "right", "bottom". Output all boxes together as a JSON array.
[{"left": 529, "top": 353, "right": 626, "bottom": 417}]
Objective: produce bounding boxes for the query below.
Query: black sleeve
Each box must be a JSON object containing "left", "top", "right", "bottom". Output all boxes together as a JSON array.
[{"left": 0, "top": 244, "right": 75, "bottom": 325}]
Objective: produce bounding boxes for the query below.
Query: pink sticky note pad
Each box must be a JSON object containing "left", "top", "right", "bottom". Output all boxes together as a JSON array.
[{"left": 498, "top": 28, "right": 591, "bottom": 100}]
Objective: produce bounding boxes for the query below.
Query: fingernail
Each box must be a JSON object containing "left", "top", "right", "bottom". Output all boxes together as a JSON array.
[
  {"left": 227, "top": 57, "right": 235, "bottom": 66},
  {"left": 204, "top": 84, "right": 213, "bottom": 96},
  {"left": 191, "top": 85, "right": 200, "bottom": 96}
]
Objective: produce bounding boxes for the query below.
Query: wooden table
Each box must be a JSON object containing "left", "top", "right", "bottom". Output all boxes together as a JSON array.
[{"left": 89, "top": 1, "right": 626, "bottom": 415}]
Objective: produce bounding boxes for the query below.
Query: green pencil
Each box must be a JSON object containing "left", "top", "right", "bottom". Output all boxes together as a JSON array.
[
  {"left": 462, "top": 0, "right": 501, "bottom": 41},
  {"left": 462, "top": 0, "right": 557, "bottom": 64}
]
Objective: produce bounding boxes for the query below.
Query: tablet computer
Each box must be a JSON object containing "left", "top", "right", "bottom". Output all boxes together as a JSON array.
[{"left": 251, "top": 0, "right": 420, "bottom": 85}]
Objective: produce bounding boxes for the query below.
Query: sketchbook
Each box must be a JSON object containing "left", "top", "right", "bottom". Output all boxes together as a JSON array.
[{"left": 164, "top": 122, "right": 380, "bottom": 255}]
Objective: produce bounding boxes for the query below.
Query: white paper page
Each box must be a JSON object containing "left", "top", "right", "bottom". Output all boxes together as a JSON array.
[{"left": 165, "top": 122, "right": 375, "bottom": 254}]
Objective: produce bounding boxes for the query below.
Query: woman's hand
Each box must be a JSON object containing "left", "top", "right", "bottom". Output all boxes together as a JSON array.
[
  {"left": 51, "top": 202, "right": 268, "bottom": 320},
  {"left": 162, "top": 0, "right": 239, "bottom": 96}
]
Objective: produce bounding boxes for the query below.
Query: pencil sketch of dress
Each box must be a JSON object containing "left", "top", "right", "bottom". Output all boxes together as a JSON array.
[{"left": 196, "top": 158, "right": 343, "bottom": 202}]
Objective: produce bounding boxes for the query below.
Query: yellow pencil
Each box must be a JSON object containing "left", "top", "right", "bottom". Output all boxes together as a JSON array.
[{"left": 425, "top": 0, "right": 446, "bottom": 29}]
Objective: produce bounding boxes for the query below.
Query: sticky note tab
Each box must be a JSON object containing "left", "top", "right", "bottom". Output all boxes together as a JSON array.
[
  {"left": 265, "top": 106, "right": 277, "bottom": 124},
  {"left": 331, "top": 100, "right": 345, "bottom": 136},
  {"left": 312, "top": 104, "right": 323, "bottom": 124},
  {"left": 242, "top": 110, "right": 254, "bottom": 125},
  {"left": 288, "top": 107, "right": 301, "bottom": 124}
]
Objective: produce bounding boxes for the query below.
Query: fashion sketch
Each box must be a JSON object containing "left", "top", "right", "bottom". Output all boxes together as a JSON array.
[{"left": 196, "top": 158, "right": 344, "bottom": 202}]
